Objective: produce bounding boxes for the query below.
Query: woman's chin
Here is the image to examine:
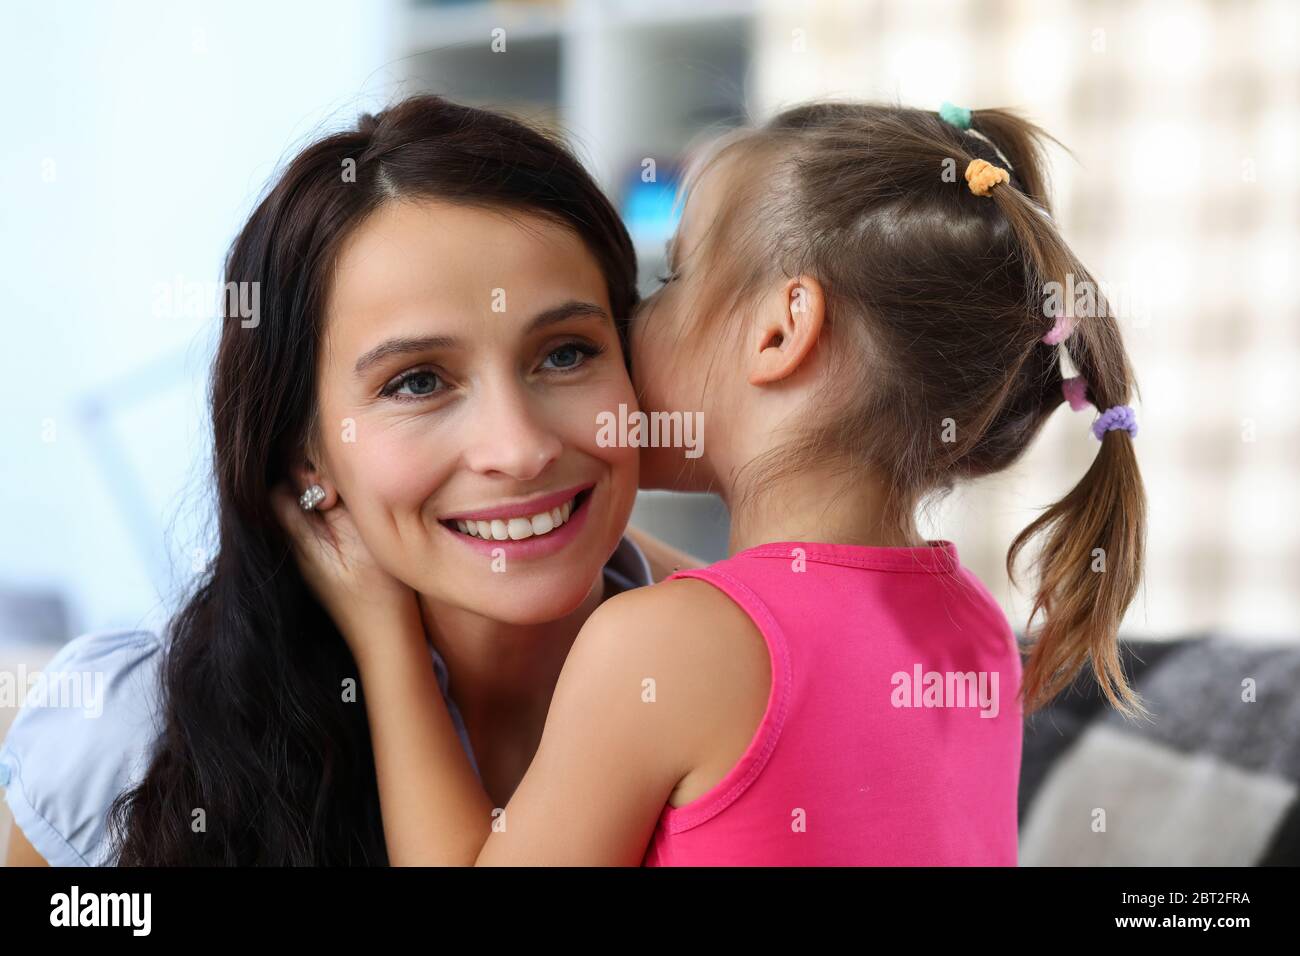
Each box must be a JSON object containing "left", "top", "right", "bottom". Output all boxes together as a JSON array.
[
  {"left": 466, "top": 582, "right": 598, "bottom": 627},
  {"left": 425, "top": 562, "right": 606, "bottom": 627}
]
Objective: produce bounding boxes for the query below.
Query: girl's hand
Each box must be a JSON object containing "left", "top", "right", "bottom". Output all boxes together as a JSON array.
[{"left": 270, "top": 481, "right": 426, "bottom": 662}]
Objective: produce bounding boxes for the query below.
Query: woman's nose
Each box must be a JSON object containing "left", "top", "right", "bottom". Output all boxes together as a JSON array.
[{"left": 461, "top": 386, "right": 563, "bottom": 481}]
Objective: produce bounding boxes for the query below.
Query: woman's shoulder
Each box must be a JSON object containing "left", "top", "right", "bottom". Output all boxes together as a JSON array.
[{"left": 0, "top": 627, "right": 166, "bottom": 866}]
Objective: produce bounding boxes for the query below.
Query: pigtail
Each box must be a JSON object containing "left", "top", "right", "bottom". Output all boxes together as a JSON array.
[
  {"left": 971, "top": 112, "right": 1150, "bottom": 720},
  {"left": 1006, "top": 403, "right": 1148, "bottom": 719},
  {"left": 1004, "top": 304, "right": 1148, "bottom": 718}
]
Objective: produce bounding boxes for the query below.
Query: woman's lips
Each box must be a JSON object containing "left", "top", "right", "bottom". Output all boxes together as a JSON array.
[
  {"left": 438, "top": 486, "right": 595, "bottom": 559},
  {"left": 440, "top": 482, "right": 592, "bottom": 523}
]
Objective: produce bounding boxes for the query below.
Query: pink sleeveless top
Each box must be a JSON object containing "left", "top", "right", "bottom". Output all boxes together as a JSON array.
[{"left": 640, "top": 540, "right": 1022, "bottom": 866}]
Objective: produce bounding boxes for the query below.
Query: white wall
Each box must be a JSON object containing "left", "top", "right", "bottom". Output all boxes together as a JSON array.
[{"left": 0, "top": 0, "right": 398, "bottom": 640}]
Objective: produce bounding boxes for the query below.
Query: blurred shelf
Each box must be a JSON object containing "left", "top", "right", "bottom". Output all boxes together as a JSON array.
[
  {"left": 405, "top": 0, "right": 756, "bottom": 40},
  {"left": 397, "top": 0, "right": 756, "bottom": 194},
  {"left": 406, "top": 1, "right": 564, "bottom": 47},
  {"left": 610, "top": 0, "right": 756, "bottom": 30}
]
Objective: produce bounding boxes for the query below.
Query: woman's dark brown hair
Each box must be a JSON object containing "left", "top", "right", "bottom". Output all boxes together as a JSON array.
[
  {"left": 107, "top": 95, "right": 638, "bottom": 864},
  {"left": 674, "top": 101, "right": 1146, "bottom": 719}
]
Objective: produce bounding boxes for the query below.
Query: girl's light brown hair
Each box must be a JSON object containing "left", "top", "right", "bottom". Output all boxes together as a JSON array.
[{"left": 674, "top": 101, "right": 1147, "bottom": 719}]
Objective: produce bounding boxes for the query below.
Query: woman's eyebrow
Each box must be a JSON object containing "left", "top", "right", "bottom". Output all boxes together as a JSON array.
[
  {"left": 353, "top": 300, "right": 608, "bottom": 376},
  {"left": 354, "top": 334, "right": 459, "bottom": 376},
  {"left": 525, "top": 299, "right": 609, "bottom": 333}
]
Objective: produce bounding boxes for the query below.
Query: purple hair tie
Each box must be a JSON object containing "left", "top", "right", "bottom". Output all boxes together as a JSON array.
[
  {"left": 1090, "top": 404, "right": 1138, "bottom": 440},
  {"left": 1060, "top": 377, "right": 1138, "bottom": 439}
]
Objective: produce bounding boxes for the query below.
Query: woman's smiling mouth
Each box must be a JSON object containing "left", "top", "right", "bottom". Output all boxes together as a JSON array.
[{"left": 439, "top": 484, "right": 595, "bottom": 550}]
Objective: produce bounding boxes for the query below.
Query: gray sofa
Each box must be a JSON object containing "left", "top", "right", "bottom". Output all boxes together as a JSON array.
[{"left": 1019, "top": 635, "right": 1300, "bottom": 865}]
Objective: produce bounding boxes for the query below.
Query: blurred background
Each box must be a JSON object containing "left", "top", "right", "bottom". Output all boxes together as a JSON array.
[{"left": 1, "top": 0, "right": 1296, "bottom": 657}]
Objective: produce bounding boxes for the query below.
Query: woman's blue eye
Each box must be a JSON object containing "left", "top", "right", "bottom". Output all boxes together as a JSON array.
[
  {"left": 403, "top": 372, "right": 439, "bottom": 394},
  {"left": 383, "top": 369, "right": 443, "bottom": 399},
  {"left": 542, "top": 342, "right": 601, "bottom": 371},
  {"left": 547, "top": 345, "right": 581, "bottom": 368}
]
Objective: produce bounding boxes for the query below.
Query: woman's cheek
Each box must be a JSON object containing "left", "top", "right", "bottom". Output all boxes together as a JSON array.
[
  {"left": 570, "top": 372, "right": 640, "bottom": 490},
  {"left": 342, "top": 427, "right": 447, "bottom": 515},
  {"left": 575, "top": 355, "right": 638, "bottom": 419}
]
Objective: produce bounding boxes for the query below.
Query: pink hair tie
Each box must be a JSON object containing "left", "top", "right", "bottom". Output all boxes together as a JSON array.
[
  {"left": 1061, "top": 375, "right": 1090, "bottom": 411},
  {"left": 1042, "top": 311, "right": 1074, "bottom": 345}
]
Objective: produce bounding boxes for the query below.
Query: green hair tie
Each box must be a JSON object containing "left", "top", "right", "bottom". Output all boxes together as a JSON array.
[{"left": 939, "top": 101, "right": 972, "bottom": 130}]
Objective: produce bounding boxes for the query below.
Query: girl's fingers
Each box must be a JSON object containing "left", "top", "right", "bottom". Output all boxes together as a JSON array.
[
  {"left": 271, "top": 481, "right": 330, "bottom": 554},
  {"left": 272, "top": 481, "right": 358, "bottom": 574},
  {"left": 314, "top": 496, "right": 352, "bottom": 538},
  {"left": 321, "top": 502, "right": 363, "bottom": 553}
]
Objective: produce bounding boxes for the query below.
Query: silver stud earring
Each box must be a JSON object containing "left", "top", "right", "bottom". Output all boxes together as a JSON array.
[{"left": 299, "top": 484, "right": 326, "bottom": 511}]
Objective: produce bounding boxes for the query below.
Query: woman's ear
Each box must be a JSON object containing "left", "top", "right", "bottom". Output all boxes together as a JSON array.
[
  {"left": 288, "top": 446, "right": 339, "bottom": 511},
  {"left": 748, "top": 276, "right": 826, "bottom": 385}
]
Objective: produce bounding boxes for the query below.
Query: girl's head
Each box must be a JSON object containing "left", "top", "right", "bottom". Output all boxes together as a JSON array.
[
  {"left": 111, "top": 95, "right": 639, "bottom": 864},
  {"left": 634, "top": 101, "right": 1146, "bottom": 718}
]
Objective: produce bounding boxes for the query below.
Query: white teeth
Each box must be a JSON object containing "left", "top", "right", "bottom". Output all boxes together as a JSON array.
[{"left": 450, "top": 494, "right": 582, "bottom": 542}]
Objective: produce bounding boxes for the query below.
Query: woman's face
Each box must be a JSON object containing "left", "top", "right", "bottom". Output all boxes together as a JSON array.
[{"left": 312, "top": 198, "right": 639, "bottom": 625}]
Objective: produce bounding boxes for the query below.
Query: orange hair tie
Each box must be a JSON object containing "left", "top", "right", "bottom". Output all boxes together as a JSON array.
[{"left": 965, "top": 158, "right": 1010, "bottom": 197}]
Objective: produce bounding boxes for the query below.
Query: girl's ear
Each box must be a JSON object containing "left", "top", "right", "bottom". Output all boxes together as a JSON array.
[{"left": 748, "top": 276, "right": 826, "bottom": 385}]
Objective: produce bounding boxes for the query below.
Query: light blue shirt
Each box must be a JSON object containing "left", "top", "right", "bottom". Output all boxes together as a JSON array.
[{"left": 0, "top": 536, "right": 652, "bottom": 865}]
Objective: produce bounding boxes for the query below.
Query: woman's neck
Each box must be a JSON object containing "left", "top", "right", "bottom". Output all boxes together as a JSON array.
[{"left": 724, "top": 464, "right": 927, "bottom": 555}]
